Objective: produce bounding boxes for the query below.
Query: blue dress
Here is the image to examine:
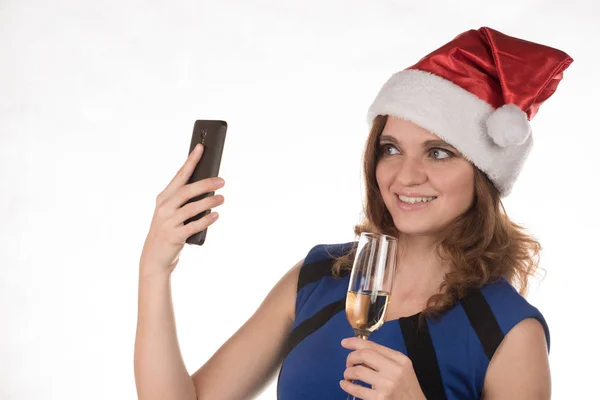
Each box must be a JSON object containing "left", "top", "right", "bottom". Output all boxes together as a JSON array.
[{"left": 276, "top": 242, "right": 550, "bottom": 399}]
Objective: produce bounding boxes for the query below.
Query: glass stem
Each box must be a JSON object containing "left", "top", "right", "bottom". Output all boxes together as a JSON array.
[
  {"left": 353, "top": 329, "right": 371, "bottom": 340},
  {"left": 346, "top": 333, "right": 369, "bottom": 399}
]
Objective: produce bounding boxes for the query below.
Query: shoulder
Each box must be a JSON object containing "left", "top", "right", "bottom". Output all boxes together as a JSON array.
[
  {"left": 481, "top": 306, "right": 551, "bottom": 398},
  {"left": 477, "top": 278, "right": 550, "bottom": 353},
  {"left": 470, "top": 279, "right": 551, "bottom": 399},
  {"left": 297, "top": 242, "right": 355, "bottom": 287},
  {"left": 293, "top": 241, "right": 355, "bottom": 322},
  {"left": 302, "top": 241, "right": 356, "bottom": 265}
]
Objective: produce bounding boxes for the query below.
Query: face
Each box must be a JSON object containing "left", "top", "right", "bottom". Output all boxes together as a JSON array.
[{"left": 375, "top": 116, "right": 475, "bottom": 237}]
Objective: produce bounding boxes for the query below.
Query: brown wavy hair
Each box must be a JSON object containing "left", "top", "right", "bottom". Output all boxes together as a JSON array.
[{"left": 330, "top": 115, "right": 545, "bottom": 327}]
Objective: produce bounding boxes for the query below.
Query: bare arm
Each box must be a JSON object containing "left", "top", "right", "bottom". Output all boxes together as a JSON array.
[
  {"left": 134, "top": 258, "right": 302, "bottom": 400},
  {"left": 134, "top": 143, "right": 302, "bottom": 399},
  {"left": 190, "top": 258, "right": 302, "bottom": 399},
  {"left": 482, "top": 318, "right": 551, "bottom": 399},
  {"left": 134, "top": 271, "right": 197, "bottom": 400}
]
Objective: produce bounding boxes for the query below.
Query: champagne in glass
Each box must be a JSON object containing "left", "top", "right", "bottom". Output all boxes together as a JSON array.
[
  {"left": 344, "top": 232, "right": 397, "bottom": 399},
  {"left": 345, "top": 290, "right": 391, "bottom": 339}
]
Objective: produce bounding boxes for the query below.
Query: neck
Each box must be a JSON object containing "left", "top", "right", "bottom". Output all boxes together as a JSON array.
[{"left": 392, "top": 233, "right": 449, "bottom": 298}]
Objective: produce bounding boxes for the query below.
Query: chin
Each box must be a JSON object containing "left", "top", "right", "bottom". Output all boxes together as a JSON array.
[
  {"left": 389, "top": 211, "right": 450, "bottom": 237},
  {"left": 394, "top": 223, "right": 444, "bottom": 237}
]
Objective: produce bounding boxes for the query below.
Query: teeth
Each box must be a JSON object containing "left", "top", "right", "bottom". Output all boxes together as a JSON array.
[{"left": 398, "top": 195, "right": 437, "bottom": 204}]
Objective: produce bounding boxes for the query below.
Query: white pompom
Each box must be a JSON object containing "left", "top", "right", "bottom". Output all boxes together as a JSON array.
[{"left": 485, "top": 104, "right": 531, "bottom": 147}]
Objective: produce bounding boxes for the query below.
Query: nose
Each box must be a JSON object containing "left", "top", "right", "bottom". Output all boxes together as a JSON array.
[{"left": 395, "top": 156, "right": 427, "bottom": 187}]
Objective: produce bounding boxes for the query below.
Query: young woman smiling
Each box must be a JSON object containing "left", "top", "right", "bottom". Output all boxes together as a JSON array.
[{"left": 134, "top": 26, "right": 573, "bottom": 400}]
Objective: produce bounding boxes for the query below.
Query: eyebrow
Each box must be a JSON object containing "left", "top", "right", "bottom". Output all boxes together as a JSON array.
[{"left": 378, "top": 135, "right": 457, "bottom": 150}]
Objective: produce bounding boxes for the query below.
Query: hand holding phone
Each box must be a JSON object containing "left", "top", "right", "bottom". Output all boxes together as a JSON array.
[
  {"left": 139, "top": 143, "right": 225, "bottom": 278},
  {"left": 138, "top": 120, "right": 227, "bottom": 278}
]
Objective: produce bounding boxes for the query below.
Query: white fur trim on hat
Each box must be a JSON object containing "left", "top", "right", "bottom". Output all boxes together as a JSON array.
[{"left": 367, "top": 69, "right": 533, "bottom": 197}]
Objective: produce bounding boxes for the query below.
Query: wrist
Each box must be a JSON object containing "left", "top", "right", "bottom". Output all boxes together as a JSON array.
[{"left": 138, "top": 264, "right": 172, "bottom": 284}]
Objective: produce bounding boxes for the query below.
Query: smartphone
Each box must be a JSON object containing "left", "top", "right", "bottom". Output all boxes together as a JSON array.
[{"left": 183, "top": 120, "right": 227, "bottom": 246}]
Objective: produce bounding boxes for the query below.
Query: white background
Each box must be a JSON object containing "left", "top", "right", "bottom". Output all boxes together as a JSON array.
[{"left": 1, "top": 0, "right": 598, "bottom": 399}]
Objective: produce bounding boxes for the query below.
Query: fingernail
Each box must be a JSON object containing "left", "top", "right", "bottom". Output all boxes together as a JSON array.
[
  {"left": 194, "top": 143, "right": 202, "bottom": 153},
  {"left": 213, "top": 177, "right": 225, "bottom": 186}
]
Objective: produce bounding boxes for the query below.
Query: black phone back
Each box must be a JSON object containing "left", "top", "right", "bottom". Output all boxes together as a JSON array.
[{"left": 183, "top": 120, "right": 227, "bottom": 245}]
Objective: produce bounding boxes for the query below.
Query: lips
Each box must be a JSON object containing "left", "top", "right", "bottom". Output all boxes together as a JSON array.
[
  {"left": 397, "top": 195, "right": 437, "bottom": 204},
  {"left": 395, "top": 195, "right": 437, "bottom": 211},
  {"left": 395, "top": 190, "right": 438, "bottom": 197}
]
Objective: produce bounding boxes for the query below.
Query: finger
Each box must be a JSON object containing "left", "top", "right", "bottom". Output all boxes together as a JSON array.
[
  {"left": 174, "top": 211, "right": 220, "bottom": 243},
  {"left": 339, "top": 379, "right": 375, "bottom": 400},
  {"left": 162, "top": 176, "right": 224, "bottom": 215},
  {"left": 346, "top": 348, "right": 396, "bottom": 371},
  {"left": 342, "top": 338, "right": 399, "bottom": 364},
  {"left": 342, "top": 337, "right": 390, "bottom": 352},
  {"left": 170, "top": 194, "right": 225, "bottom": 227},
  {"left": 160, "top": 143, "right": 204, "bottom": 203},
  {"left": 343, "top": 364, "right": 380, "bottom": 387}
]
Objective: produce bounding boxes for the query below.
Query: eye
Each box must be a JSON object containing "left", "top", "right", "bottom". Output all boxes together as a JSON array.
[
  {"left": 378, "top": 143, "right": 400, "bottom": 156},
  {"left": 430, "top": 148, "right": 453, "bottom": 160}
]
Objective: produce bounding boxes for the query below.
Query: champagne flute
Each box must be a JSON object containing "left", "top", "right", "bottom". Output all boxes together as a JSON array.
[{"left": 344, "top": 232, "right": 398, "bottom": 400}]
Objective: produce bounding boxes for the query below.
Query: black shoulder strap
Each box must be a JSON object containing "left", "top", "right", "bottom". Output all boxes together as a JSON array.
[
  {"left": 297, "top": 259, "right": 336, "bottom": 291},
  {"left": 284, "top": 298, "right": 345, "bottom": 359},
  {"left": 399, "top": 315, "right": 447, "bottom": 400},
  {"left": 297, "top": 243, "right": 353, "bottom": 291},
  {"left": 460, "top": 288, "right": 505, "bottom": 360}
]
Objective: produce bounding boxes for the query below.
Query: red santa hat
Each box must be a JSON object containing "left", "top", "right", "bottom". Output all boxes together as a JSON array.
[{"left": 367, "top": 27, "right": 573, "bottom": 197}]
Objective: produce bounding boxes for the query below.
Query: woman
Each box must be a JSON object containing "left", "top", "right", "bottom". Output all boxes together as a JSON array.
[{"left": 134, "top": 27, "right": 572, "bottom": 399}]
